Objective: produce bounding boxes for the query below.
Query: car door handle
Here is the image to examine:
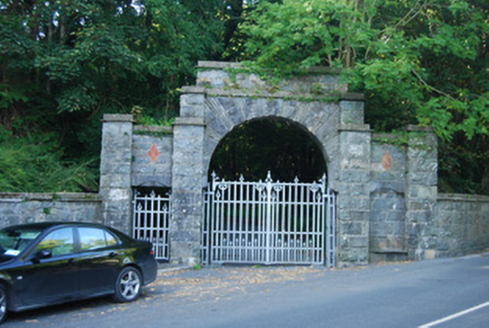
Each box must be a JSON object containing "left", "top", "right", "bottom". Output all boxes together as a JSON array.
[{"left": 107, "top": 252, "right": 117, "bottom": 258}]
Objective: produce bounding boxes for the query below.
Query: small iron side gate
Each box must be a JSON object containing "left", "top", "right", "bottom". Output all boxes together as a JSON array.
[
  {"left": 132, "top": 190, "right": 171, "bottom": 261},
  {"left": 202, "top": 172, "right": 336, "bottom": 267}
]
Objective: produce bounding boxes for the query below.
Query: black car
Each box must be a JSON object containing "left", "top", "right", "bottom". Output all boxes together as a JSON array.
[{"left": 0, "top": 222, "right": 158, "bottom": 324}]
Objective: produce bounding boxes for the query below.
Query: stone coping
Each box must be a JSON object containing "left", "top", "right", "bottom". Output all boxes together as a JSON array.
[
  {"left": 103, "top": 114, "right": 134, "bottom": 122},
  {"left": 196, "top": 61, "right": 341, "bottom": 75},
  {"left": 338, "top": 123, "right": 371, "bottom": 132},
  {"left": 134, "top": 125, "right": 173, "bottom": 133},
  {"left": 438, "top": 193, "right": 489, "bottom": 202},
  {"left": 174, "top": 117, "right": 205, "bottom": 126},
  {"left": 180, "top": 86, "right": 364, "bottom": 101},
  {"left": 197, "top": 61, "right": 241, "bottom": 69},
  {"left": 0, "top": 192, "right": 102, "bottom": 202}
]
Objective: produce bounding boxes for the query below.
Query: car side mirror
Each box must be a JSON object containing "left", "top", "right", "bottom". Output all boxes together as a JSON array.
[{"left": 36, "top": 249, "right": 52, "bottom": 260}]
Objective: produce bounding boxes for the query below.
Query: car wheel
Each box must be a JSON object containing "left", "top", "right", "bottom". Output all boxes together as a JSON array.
[
  {"left": 0, "top": 285, "right": 8, "bottom": 324},
  {"left": 113, "top": 267, "right": 142, "bottom": 303}
]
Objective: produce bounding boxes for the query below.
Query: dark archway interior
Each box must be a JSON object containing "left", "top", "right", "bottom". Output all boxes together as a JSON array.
[{"left": 209, "top": 118, "right": 327, "bottom": 182}]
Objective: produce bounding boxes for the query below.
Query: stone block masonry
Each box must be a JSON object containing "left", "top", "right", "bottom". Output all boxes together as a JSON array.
[
  {"left": 0, "top": 193, "right": 102, "bottom": 227},
  {"left": 431, "top": 194, "right": 489, "bottom": 257},
  {"left": 99, "top": 114, "right": 134, "bottom": 235}
]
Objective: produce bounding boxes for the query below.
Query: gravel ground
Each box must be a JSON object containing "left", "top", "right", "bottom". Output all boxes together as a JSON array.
[{"left": 147, "top": 265, "right": 332, "bottom": 303}]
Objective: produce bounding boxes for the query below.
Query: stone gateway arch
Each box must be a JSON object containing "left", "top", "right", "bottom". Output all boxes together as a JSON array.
[{"left": 100, "top": 61, "right": 447, "bottom": 267}]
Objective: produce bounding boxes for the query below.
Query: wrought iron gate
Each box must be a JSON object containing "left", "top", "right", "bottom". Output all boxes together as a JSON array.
[
  {"left": 132, "top": 190, "right": 171, "bottom": 261},
  {"left": 202, "top": 172, "right": 336, "bottom": 266}
]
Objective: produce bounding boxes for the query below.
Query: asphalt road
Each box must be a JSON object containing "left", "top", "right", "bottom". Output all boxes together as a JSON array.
[{"left": 4, "top": 253, "right": 489, "bottom": 328}]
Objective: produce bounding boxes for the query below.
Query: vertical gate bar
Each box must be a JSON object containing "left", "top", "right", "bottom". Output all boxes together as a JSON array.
[
  {"left": 280, "top": 185, "right": 285, "bottom": 262},
  {"left": 272, "top": 185, "right": 276, "bottom": 262},
  {"left": 223, "top": 183, "right": 227, "bottom": 262},
  {"left": 209, "top": 179, "right": 215, "bottom": 264},
  {"left": 292, "top": 180, "right": 297, "bottom": 262},
  {"left": 250, "top": 182, "right": 254, "bottom": 262},
  {"left": 141, "top": 195, "right": 145, "bottom": 241},
  {"left": 305, "top": 184, "right": 311, "bottom": 262},
  {"left": 156, "top": 193, "right": 161, "bottom": 258},
  {"left": 208, "top": 179, "right": 212, "bottom": 264},
  {"left": 329, "top": 189, "right": 333, "bottom": 267},
  {"left": 162, "top": 194, "right": 166, "bottom": 259},
  {"left": 227, "top": 182, "right": 231, "bottom": 261},
  {"left": 153, "top": 192, "right": 158, "bottom": 256},
  {"left": 232, "top": 182, "right": 236, "bottom": 261},
  {"left": 238, "top": 179, "right": 242, "bottom": 261},
  {"left": 220, "top": 183, "right": 224, "bottom": 263},
  {"left": 311, "top": 188, "right": 317, "bottom": 263},
  {"left": 244, "top": 182, "right": 249, "bottom": 262},
  {"left": 162, "top": 198, "right": 165, "bottom": 259},
  {"left": 257, "top": 184, "right": 262, "bottom": 262},
  {"left": 215, "top": 184, "right": 221, "bottom": 262},
  {"left": 298, "top": 185, "right": 304, "bottom": 262},
  {"left": 331, "top": 189, "right": 336, "bottom": 267},
  {"left": 265, "top": 176, "right": 271, "bottom": 264},
  {"left": 145, "top": 195, "right": 149, "bottom": 251},
  {"left": 151, "top": 192, "right": 156, "bottom": 255},
  {"left": 286, "top": 185, "right": 294, "bottom": 259},
  {"left": 320, "top": 188, "right": 325, "bottom": 263},
  {"left": 157, "top": 194, "right": 161, "bottom": 259},
  {"left": 222, "top": 183, "right": 227, "bottom": 262},
  {"left": 325, "top": 187, "right": 330, "bottom": 266}
]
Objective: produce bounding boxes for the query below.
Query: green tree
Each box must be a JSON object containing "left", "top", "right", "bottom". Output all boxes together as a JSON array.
[
  {"left": 0, "top": 0, "right": 225, "bottom": 191},
  {"left": 240, "top": 0, "right": 488, "bottom": 194}
]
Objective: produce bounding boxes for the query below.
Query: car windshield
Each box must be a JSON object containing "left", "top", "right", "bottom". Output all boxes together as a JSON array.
[{"left": 0, "top": 227, "right": 43, "bottom": 258}]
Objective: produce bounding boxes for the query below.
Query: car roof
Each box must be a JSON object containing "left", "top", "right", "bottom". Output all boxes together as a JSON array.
[{"left": 1, "top": 222, "right": 106, "bottom": 231}]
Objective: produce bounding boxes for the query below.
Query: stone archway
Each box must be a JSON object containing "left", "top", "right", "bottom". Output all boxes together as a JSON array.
[
  {"left": 170, "top": 61, "right": 369, "bottom": 267},
  {"left": 202, "top": 116, "right": 335, "bottom": 266},
  {"left": 100, "top": 61, "right": 447, "bottom": 268}
]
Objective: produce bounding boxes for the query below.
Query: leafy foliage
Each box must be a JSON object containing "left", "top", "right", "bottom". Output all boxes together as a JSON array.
[
  {"left": 0, "top": 127, "right": 97, "bottom": 192},
  {"left": 240, "top": 0, "right": 488, "bottom": 194},
  {"left": 0, "top": 0, "right": 487, "bottom": 194},
  {"left": 0, "top": 0, "right": 225, "bottom": 191}
]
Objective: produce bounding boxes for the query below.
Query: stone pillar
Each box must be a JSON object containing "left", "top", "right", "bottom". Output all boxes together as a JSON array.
[
  {"left": 99, "top": 114, "right": 134, "bottom": 234},
  {"left": 337, "top": 123, "right": 371, "bottom": 267},
  {"left": 340, "top": 100, "right": 365, "bottom": 125},
  {"left": 170, "top": 89, "right": 206, "bottom": 265},
  {"left": 405, "top": 126, "right": 438, "bottom": 260}
]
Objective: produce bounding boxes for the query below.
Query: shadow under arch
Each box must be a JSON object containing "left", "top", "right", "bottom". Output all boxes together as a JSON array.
[{"left": 208, "top": 116, "right": 327, "bottom": 182}]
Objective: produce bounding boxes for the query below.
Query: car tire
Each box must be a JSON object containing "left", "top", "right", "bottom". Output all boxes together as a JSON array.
[
  {"left": 0, "top": 285, "right": 8, "bottom": 324},
  {"left": 113, "top": 267, "right": 142, "bottom": 303}
]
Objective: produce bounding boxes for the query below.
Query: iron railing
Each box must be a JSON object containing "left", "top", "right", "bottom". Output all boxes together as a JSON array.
[{"left": 132, "top": 190, "right": 171, "bottom": 261}]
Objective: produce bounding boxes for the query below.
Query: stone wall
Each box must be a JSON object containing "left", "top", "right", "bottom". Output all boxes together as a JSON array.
[
  {"left": 370, "top": 139, "right": 407, "bottom": 262},
  {"left": 431, "top": 194, "right": 489, "bottom": 257},
  {"left": 132, "top": 126, "right": 173, "bottom": 187},
  {"left": 0, "top": 193, "right": 102, "bottom": 228}
]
